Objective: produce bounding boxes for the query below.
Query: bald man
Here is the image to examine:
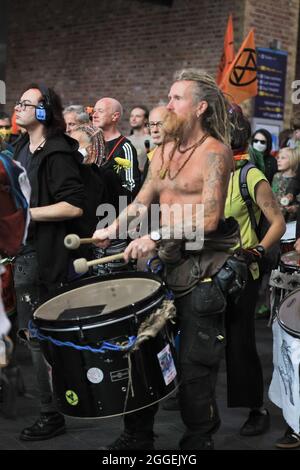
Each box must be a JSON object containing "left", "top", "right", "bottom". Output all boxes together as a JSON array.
[{"left": 93, "top": 97, "right": 140, "bottom": 199}]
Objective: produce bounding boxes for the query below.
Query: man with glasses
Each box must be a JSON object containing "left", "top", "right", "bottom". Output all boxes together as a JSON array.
[
  {"left": 142, "top": 106, "right": 168, "bottom": 182},
  {"left": 13, "top": 84, "right": 85, "bottom": 441},
  {"left": 148, "top": 106, "right": 168, "bottom": 154}
]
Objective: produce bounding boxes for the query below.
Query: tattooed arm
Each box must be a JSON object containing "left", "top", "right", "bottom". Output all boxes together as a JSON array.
[
  {"left": 201, "top": 144, "right": 233, "bottom": 233},
  {"left": 92, "top": 165, "right": 158, "bottom": 247},
  {"left": 255, "top": 180, "right": 286, "bottom": 251}
]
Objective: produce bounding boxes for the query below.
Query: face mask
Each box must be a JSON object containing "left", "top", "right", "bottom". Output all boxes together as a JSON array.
[{"left": 253, "top": 141, "right": 267, "bottom": 153}]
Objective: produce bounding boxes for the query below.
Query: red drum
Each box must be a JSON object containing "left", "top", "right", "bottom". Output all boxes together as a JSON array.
[{"left": 33, "top": 272, "right": 178, "bottom": 418}]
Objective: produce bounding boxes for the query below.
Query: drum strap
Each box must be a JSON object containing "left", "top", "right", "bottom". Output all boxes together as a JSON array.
[
  {"left": 130, "top": 299, "right": 176, "bottom": 352},
  {"left": 239, "top": 162, "right": 259, "bottom": 234}
]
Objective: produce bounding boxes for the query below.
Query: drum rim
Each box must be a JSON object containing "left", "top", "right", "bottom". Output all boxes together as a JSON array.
[
  {"left": 34, "top": 271, "right": 166, "bottom": 328},
  {"left": 276, "top": 287, "right": 300, "bottom": 338},
  {"left": 34, "top": 295, "right": 165, "bottom": 332},
  {"left": 279, "top": 261, "right": 300, "bottom": 273}
]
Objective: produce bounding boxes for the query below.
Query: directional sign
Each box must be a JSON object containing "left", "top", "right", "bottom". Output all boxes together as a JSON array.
[{"left": 254, "top": 48, "right": 287, "bottom": 121}]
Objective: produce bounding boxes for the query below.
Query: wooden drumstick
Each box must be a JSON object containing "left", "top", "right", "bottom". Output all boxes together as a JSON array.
[
  {"left": 64, "top": 234, "right": 95, "bottom": 250},
  {"left": 73, "top": 253, "right": 125, "bottom": 274}
]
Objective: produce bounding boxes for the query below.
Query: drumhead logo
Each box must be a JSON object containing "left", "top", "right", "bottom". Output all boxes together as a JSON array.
[{"left": 65, "top": 390, "right": 79, "bottom": 406}]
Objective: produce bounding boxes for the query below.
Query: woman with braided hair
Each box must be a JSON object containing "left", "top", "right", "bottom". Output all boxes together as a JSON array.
[{"left": 71, "top": 124, "right": 105, "bottom": 167}]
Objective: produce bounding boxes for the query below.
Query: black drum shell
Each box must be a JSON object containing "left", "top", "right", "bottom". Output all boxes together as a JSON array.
[{"left": 33, "top": 272, "right": 178, "bottom": 418}]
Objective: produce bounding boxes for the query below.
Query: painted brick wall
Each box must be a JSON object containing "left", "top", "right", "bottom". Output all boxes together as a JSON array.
[{"left": 4, "top": 0, "right": 299, "bottom": 131}]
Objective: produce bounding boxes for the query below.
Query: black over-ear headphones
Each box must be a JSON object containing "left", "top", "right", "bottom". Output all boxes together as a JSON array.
[{"left": 35, "top": 84, "right": 52, "bottom": 124}]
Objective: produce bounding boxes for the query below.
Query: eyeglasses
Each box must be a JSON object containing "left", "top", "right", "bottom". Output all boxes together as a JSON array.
[
  {"left": 253, "top": 138, "right": 267, "bottom": 144},
  {"left": 147, "top": 121, "right": 164, "bottom": 129},
  {"left": 15, "top": 101, "right": 38, "bottom": 111}
]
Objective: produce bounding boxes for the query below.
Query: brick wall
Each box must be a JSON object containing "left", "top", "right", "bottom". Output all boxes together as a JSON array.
[
  {"left": 5, "top": 0, "right": 244, "bottom": 133},
  {"left": 4, "top": 0, "right": 299, "bottom": 132}
]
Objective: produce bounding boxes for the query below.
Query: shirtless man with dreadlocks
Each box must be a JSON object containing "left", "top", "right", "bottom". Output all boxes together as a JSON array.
[{"left": 92, "top": 69, "right": 242, "bottom": 450}]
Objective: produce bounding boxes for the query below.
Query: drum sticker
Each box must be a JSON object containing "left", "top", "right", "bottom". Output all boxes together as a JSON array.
[
  {"left": 110, "top": 369, "right": 129, "bottom": 382},
  {"left": 65, "top": 390, "right": 79, "bottom": 406},
  {"left": 87, "top": 367, "right": 104, "bottom": 384},
  {"left": 157, "top": 344, "right": 177, "bottom": 386}
]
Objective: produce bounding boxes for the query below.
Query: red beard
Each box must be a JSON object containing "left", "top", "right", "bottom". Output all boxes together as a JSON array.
[{"left": 162, "top": 110, "right": 195, "bottom": 145}]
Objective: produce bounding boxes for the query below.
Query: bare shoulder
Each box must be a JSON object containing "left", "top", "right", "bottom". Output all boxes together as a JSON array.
[{"left": 202, "top": 136, "right": 233, "bottom": 170}]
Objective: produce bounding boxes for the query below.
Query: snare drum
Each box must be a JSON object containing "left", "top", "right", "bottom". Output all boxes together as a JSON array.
[
  {"left": 269, "top": 288, "right": 300, "bottom": 434},
  {"left": 33, "top": 272, "right": 178, "bottom": 418}
]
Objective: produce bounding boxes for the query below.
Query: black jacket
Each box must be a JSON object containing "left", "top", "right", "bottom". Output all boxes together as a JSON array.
[{"left": 14, "top": 133, "right": 85, "bottom": 287}]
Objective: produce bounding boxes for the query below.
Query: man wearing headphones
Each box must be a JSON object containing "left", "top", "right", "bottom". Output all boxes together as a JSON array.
[{"left": 13, "top": 84, "right": 85, "bottom": 441}]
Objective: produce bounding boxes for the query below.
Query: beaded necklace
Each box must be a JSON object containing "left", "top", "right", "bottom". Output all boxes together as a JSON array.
[{"left": 159, "top": 134, "right": 209, "bottom": 180}]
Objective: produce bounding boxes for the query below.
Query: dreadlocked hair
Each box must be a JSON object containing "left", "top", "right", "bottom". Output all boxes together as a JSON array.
[
  {"left": 74, "top": 125, "right": 105, "bottom": 167},
  {"left": 173, "top": 68, "right": 231, "bottom": 145}
]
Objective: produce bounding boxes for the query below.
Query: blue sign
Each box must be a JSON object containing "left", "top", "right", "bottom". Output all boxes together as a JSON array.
[{"left": 254, "top": 48, "right": 288, "bottom": 121}]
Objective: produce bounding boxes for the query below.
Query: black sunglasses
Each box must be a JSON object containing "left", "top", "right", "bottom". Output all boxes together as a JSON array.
[{"left": 253, "top": 138, "right": 267, "bottom": 144}]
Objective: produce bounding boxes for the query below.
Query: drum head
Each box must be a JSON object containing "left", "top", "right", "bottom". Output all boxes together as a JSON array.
[
  {"left": 281, "top": 251, "right": 300, "bottom": 271},
  {"left": 34, "top": 272, "right": 163, "bottom": 325},
  {"left": 277, "top": 288, "right": 300, "bottom": 338}
]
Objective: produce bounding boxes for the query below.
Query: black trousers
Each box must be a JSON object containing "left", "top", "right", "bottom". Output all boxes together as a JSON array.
[
  {"left": 225, "top": 275, "right": 264, "bottom": 409},
  {"left": 13, "top": 251, "right": 57, "bottom": 413},
  {"left": 124, "top": 279, "right": 227, "bottom": 449}
]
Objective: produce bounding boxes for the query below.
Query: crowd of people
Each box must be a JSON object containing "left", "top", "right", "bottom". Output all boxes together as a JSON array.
[{"left": 1, "top": 69, "right": 300, "bottom": 450}]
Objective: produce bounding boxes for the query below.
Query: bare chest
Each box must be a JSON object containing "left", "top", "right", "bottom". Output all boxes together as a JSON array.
[{"left": 157, "top": 151, "right": 204, "bottom": 197}]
